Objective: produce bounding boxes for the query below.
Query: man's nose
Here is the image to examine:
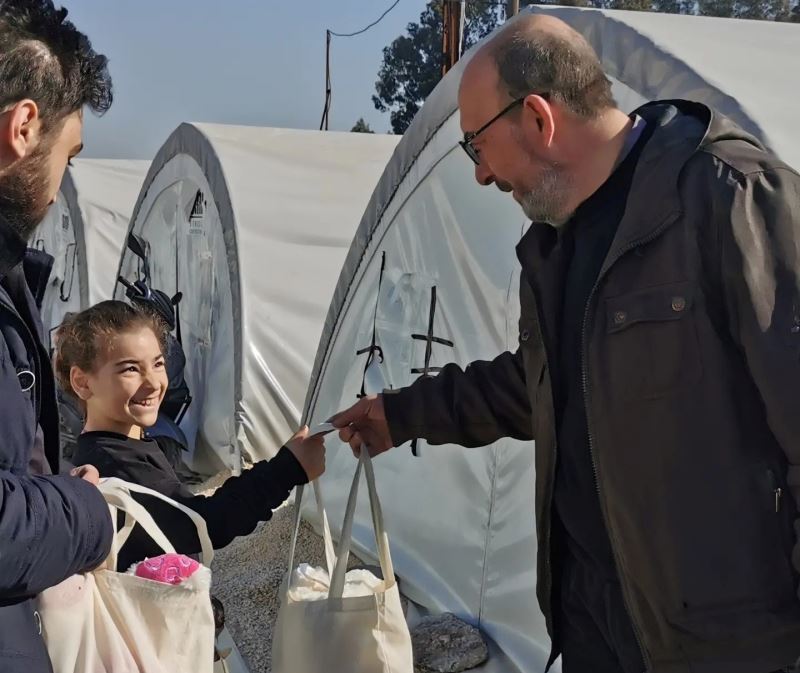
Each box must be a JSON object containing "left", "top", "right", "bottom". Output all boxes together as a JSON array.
[{"left": 475, "top": 161, "right": 496, "bottom": 187}]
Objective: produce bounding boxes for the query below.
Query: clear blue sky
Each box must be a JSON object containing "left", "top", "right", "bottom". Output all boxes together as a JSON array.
[{"left": 65, "top": 0, "right": 430, "bottom": 159}]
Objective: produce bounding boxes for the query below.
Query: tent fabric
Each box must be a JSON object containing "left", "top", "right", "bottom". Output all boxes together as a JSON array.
[
  {"left": 116, "top": 124, "right": 399, "bottom": 474},
  {"left": 32, "top": 159, "right": 150, "bottom": 347},
  {"left": 301, "top": 8, "right": 800, "bottom": 673},
  {"left": 70, "top": 159, "right": 152, "bottom": 305}
]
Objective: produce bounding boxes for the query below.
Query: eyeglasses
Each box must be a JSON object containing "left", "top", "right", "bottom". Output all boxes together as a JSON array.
[{"left": 459, "top": 92, "right": 549, "bottom": 165}]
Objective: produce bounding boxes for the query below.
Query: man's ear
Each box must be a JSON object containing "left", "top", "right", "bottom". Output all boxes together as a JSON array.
[
  {"left": 0, "top": 100, "right": 41, "bottom": 164},
  {"left": 70, "top": 365, "right": 93, "bottom": 402},
  {"left": 522, "top": 93, "right": 556, "bottom": 147}
]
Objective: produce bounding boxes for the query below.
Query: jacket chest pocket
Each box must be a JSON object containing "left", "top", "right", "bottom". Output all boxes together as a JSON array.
[{"left": 603, "top": 281, "right": 703, "bottom": 399}]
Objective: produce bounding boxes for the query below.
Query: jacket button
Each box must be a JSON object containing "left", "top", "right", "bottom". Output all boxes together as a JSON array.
[
  {"left": 520, "top": 329, "right": 530, "bottom": 342},
  {"left": 672, "top": 296, "right": 687, "bottom": 312},
  {"left": 613, "top": 311, "right": 627, "bottom": 325}
]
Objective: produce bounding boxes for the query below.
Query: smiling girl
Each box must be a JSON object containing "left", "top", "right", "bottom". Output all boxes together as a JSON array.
[{"left": 56, "top": 300, "right": 325, "bottom": 569}]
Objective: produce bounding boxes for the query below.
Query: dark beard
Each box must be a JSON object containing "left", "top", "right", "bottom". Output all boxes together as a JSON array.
[{"left": 0, "top": 141, "right": 54, "bottom": 242}]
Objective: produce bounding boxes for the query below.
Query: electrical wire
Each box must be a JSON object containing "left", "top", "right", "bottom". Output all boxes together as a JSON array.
[
  {"left": 329, "top": 0, "right": 402, "bottom": 37},
  {"left": 320, "top": 0, "right": 519, "bottom": 131},
  {"left": 321, "top": 0, "right": 403, "bottom": 130}
]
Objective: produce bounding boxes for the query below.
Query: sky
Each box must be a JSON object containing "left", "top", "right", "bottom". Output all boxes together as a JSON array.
[{"left": 65, "top": 0, "right": 431, "bottom": 159}]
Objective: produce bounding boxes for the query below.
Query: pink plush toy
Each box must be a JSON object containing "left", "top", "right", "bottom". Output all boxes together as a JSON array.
[{"left": 133, "top": 553, "right": 200, "bottom": 585}]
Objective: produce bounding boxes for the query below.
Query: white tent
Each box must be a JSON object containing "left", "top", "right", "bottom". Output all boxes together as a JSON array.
[
  {"left": 32, "top": 159, "right": 150, "bottom": 348},
  {"left": 115, "top": 124, "right": 399, "bottom": 474},
  {"left": 301, "top": 8, "right": 800, "bottom": 673}
]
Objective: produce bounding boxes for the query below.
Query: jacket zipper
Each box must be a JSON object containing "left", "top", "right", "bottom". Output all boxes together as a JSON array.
[
  {"left": 579, "top": 214, "right": 679, "bottom": 669},
  {"left": 531, "top": 298, "right": 558, "bottom": 644},
  {"left": 767, "top": 468, "right": 783, "bottom": 514},
  {"left": 520, "top": 271, "right": 559, "bottom": 650},
  {"left": 0, "top": 299, "right": 42, "bottom": 422}
]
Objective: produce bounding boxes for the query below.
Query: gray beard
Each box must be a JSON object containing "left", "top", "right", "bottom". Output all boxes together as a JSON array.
[{"left": 518, "top": 162, "right": 574, "bottom": 227}]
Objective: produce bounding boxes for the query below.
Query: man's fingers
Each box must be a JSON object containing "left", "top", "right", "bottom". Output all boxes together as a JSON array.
[
  {"left": 329, "top": 399, "right": 366, "bottom": 429},
  {"left": 71, "top": 464, "right": 100, "bottom": 485},
  {"left": 328, "top": 400, "right": 364, "bottom": 428},
  {"left": 348, "top": 432, "right": 363, "bottom": 455}
]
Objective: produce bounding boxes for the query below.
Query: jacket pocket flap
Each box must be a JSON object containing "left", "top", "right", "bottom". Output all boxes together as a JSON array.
[{"left": 606, "top": 282, "right": 695, "bottom": 334}]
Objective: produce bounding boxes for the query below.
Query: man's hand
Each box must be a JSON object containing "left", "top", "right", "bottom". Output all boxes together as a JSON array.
[
  {"left": 70, "top": 464, "right": 100, "bottom": 485},
  {"left": 330, "top": 394, "right": 394, "bottom": 458},
  {"left": 287, "top": 426, "right": 326, "bottom": 481}
]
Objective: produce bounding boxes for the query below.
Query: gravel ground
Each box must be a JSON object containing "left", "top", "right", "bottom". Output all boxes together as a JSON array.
[{"left": 208, "top": 503, "right": 364, "bottom": 673}]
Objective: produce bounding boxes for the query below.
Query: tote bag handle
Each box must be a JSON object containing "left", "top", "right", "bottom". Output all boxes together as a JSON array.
[
  {"left": 329, "top": 448, "right": 395, "bottom": 600},
  {"left": 99, "top": 477, "right": 214, "bottom": 570}
]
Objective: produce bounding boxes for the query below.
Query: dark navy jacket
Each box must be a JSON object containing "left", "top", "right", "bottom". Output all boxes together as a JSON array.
[{"left": 0, "top": 216, "right": 113, "bottom": 672}]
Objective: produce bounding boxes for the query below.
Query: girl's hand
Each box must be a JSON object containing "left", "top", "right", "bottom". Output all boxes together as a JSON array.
[{"left": 287, "top": 426, "right": 326, "bottom": 481}]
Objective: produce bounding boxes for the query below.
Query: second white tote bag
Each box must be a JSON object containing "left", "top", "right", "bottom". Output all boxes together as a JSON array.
[{"left": 272, "top": 449, "right": 414, "bottom": 673}]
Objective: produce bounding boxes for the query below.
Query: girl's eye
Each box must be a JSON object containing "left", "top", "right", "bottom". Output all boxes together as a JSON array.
[
  {"left": 122, "top": 366, "right": 138, "bottom": 373},
  {"left": 155, "top": 360, "right": 165, "bottom": 369}
]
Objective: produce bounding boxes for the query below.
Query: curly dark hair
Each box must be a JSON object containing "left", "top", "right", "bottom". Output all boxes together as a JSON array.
[{"left": 0, "top": 0, "right": 113, "bottom": 132}]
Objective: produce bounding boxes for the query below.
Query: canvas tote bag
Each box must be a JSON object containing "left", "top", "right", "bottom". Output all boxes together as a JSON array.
[
  {"left": 38, "top": 477, "right": 216, "bottom": 673},
  {"left": 272, "top": 449, "right": 414, "bottom": 673}
]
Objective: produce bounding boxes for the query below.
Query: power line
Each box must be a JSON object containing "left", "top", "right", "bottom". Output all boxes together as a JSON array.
[
  {"left": 329, "top": 0, "right": 402, "bottom": 38},
  {"left": 321, "top": 0, "right": 402, "bottom": 130},
  {"left": 319, "top": 0, "right": 518, "bottom": 131}
]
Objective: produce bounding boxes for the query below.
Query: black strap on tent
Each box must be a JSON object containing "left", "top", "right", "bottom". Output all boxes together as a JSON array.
[
  {"left": 48, "top": 324, "right": 60, "bottom": 359},
  {"left": 410, "top": 287, "right": 453, "bottom": 376},
  {"left": 173, "top": 293, "right": 183, "bottom": 346},
  {"left": 173, "top": 217, "right": 183, "bottom": 346},
  {"left": 409, "top": 286, "right": 454, "bottom": 456},
  {"left": 355, "top": 251, "right": 387, "bottom": 399},
  {"left": 59, "top": 242, "right": 77, "bottom": 302}
]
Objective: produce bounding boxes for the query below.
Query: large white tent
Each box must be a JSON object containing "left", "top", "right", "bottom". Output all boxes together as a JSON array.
[
  {"left": 301, "top": 8, "right": 800, "bottom": 673},
  {"left": 115, "top": 124, "right": 399, "bottom": 474},
  {"left": 32, "top": 159, "right": 150, "bottom": 349}
]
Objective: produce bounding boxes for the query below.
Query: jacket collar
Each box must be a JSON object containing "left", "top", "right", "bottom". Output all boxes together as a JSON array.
[
  {"left": 0, "top": 213, "right": 28, "bottom": 282},
  {"left": 601, "top": 100, "right": 710, "bottom": 263},
  {"left": 517, "top": 100, "right": 720, "bottom": 271}
]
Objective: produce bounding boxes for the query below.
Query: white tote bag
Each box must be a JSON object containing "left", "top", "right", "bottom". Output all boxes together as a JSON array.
[
  {"left": 272, "top": 449, "right": 414, "bottom": 673},
  {"left": 38, "top": 477, "right": 216, "bottom": 673}
]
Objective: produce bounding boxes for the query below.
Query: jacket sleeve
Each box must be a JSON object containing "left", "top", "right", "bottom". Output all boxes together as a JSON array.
[
  {"left": 705, "top": 155, "right": 800, "bottom": 587},
  {"left": 136, "top": 446, "right": 308, "bottom": 553},
  {"left": 0, "top": 472, "right": 113, "bottom": 598},
  {"left": 383, "top": 345, "right": 533, "bottom": 448}
]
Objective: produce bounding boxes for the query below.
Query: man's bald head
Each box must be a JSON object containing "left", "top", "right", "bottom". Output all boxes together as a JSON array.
[
  {"left": 457, "top": 13, "right": 630, "bottom": 226},
  {"left": 462, "top": 13, "right": 615, "bottom": 119}
]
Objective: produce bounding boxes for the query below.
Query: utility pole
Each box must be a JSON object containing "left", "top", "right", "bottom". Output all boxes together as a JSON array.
[
  {"left": 507, "top": 0, "right": 520, "bottom": 17},
  {"left": 441, "top": 0, "right": 466, "bottom": 77},
  {"left": 320, "top": 30, "right": 332, "bottom": 131}
]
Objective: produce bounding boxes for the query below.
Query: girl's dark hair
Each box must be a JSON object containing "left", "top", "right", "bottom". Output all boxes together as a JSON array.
[{"left": 54, "top": 300, "right": 167, "bottom": 396}]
